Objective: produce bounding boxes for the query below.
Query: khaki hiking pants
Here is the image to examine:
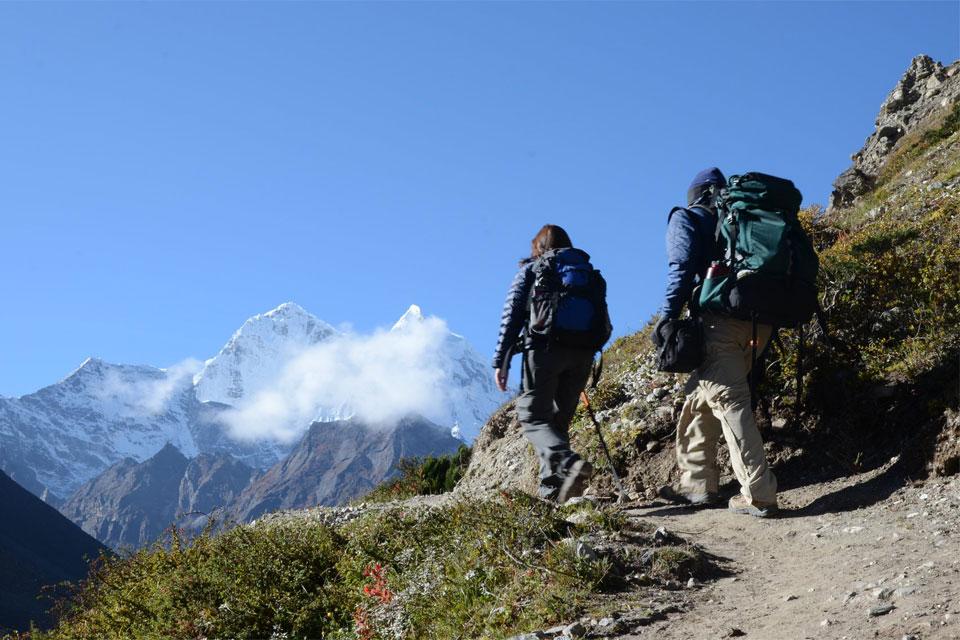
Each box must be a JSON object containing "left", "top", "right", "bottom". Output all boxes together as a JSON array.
[{"left": 676, "top": 314, "right": 778, "bottom": 505}]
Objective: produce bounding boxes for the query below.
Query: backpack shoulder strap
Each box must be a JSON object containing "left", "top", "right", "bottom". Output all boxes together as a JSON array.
[
  {"left": 723, "top": 209, "right": 739, "bottom": 265},
  {"left": 531, "top": 254, "right": 552, "bottom": 274}
]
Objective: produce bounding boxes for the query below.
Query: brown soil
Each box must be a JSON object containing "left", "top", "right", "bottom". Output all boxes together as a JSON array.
[{"left": 616, "top": 460, "right": 960, "bottom": 639}]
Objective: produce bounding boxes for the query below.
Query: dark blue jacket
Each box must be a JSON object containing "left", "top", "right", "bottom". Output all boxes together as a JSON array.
[
  {"left": 660, "top": 206, "right": 718, "bottom": 318},
  {"left": 492, "top": 260, "right": 534, "bottom": 369},
  {"left": 492, "top": 248, "right": 594, "bottom": 368}
]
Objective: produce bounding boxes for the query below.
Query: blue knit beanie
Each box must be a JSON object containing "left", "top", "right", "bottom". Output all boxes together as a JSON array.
[{"left": 687, "top": 167, "right": 726, "bottom": 206}]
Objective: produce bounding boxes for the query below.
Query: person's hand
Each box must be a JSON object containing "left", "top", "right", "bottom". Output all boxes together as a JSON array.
[
  {"left": 494, "top": 366, "right": 509, "bottom": 392},
  {"left": 651, "top": 317, "right": 672, "bottom": 348}
]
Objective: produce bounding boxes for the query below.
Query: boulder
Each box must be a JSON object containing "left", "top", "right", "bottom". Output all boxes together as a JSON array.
[{"left": 455, "top": 401, "right": 539, "bottom": 497}]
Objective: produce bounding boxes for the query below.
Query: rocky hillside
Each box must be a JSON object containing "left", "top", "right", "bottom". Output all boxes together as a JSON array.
[
  {"left": 61, "top": 415, "right": 461, "bottom": 549},
  {"left": 230, "top": 415, "right": 463, "bottom": 522},
  {"left": 61, "top": 445, "right": 257, "bottom": 550},
  {"left": 830, "top": 55, "right": 960, "bottom": 210}
]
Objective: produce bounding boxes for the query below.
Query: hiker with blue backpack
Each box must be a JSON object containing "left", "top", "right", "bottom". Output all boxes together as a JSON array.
[
  {"left": 493, "top": 224, "right": 612, "bottom": 503},
  {"left": 653, "top": 168, "right": 820, "bottom": 518}
]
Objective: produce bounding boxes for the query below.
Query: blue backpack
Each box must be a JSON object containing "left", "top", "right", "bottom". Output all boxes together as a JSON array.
[{"left": 527, "top": 248, "right": 612, "bottom": 351}]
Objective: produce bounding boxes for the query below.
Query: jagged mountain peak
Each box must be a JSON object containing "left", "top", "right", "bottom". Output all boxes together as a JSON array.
[
  {"left": 57, "top": 356, "right": 107, "bottom": 385},
  {"left": 194, "top": 303, "right": 338, "bottom": 405},
  {"left": 267, "top": 300, "right": 308, "bottom": 314},
  {"left": 391, "top": 304, "right": 425, "bottom": 331},
  {"left": 261, "top": 301, "right": 322, "bottom": 322},
  {"left": 232, "top": 302, "right": 336, "bottom": 340},
  {"left": 391, "top": 304, "right": 468, "bottom": 342},
  {"left": 76, "top": 356, "right": 103, "bottom": 370}
]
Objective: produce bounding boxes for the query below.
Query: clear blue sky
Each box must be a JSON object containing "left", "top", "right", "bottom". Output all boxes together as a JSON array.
[{"left": 0, "top": 1, "right": 956, "bottom": 396}]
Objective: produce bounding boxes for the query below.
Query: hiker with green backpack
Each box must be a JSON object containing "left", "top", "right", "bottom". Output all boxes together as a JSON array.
[
  {"left": 492, "top": 224, "right": 612, "bottom": 503},
  {"left": 653, "top": 168, "right": 820, "bottom": 518}
]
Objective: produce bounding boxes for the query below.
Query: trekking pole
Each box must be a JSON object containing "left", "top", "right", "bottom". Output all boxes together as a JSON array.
[{"left": 579, "top": 391, "right": 629, "bottom": 504}]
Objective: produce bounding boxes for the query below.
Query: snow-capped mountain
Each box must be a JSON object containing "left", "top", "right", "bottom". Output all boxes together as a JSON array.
[
  {"left": 0, "top": 303, "right": 506, "bottom": 503},
  {"left": 0, "top": 359, "right": 194, "bottom": 500},
  {"left": 195, "top": 302, "right": 338, "bottom": 405},
  {"left": 0, "top": 358, "right": 286, "bottom": 501},
  {"left": 390, "top": 305, "right": 507, "bottom": 442}
]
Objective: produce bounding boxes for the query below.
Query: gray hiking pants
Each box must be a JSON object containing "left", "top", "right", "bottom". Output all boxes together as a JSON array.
[
  {"left": 516, "top": 345, "right": 594, "bottom": 499},
  {"left": 676, "top": 314, "right": 778, "bottom": 505}
]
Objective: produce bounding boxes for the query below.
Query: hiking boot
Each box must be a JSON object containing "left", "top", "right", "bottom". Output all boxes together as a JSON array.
[
  {"left": 557, "top": 459, "right": 593, "bottom": 504},
  {"left": 728, "top": 494, "right": 778, "bottom": 518},
  {"left": 657, "top": 485, "right": 720, "bottom": 507},
  {"left": 538, "top": 485, "right": 560, "bottom": 502}
]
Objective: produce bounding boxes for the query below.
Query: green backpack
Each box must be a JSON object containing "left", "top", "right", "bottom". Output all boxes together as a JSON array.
[{"left": 697, "top": 172, "right": 819, "bottom": 327}]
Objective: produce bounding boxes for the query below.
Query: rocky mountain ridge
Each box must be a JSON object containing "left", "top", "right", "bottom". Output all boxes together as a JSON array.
[
  {"left": 230, "top": 415, "right": 463, "bottom": 523},
  {"left": 830, "top": 54, "right": 960, "bottom": 210},
  {"left": 61, "top": 414, "right": 461, "bottom": 549},
  {"left": 60, "top": 445, "right": 258, "bottom": 550}
]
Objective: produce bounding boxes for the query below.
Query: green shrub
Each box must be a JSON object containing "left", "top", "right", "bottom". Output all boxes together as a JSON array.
[
  {"left": 38, "top": 523, "right": 354, "bottom": 640},
  {"left": 361, "top": 445, "right": 472, "bottom": 503},
  {"left": 338, "top": 495, "right": 609, "bottom": 639},
  {"left": 814, "top": 200, "right": 958, "bottom": 383},
  {"left": 875, "top": 100, "right": 960, "bottom": 189},
  {"left": 756, "top": 186, "right": 959, "bottom": 470},
  {"left": 587, "top": 381, "right": 629, "bottom": 413},
  {"left": 921, "top": 99, "right": 960, "bottom": 146}
]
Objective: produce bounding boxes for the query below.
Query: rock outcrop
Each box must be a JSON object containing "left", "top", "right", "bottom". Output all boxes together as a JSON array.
[
  {"left": 458, "top": 355, "right": 686, "bottom": 502},
  {"left": 830, "top": 55, "right": 960, "bottom": 210},
  {"left": 454, "top": 401, "right": 539, "bottom": 498}
]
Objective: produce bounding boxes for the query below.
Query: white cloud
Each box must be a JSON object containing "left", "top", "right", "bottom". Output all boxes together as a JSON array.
[
  {"left": 219, "top": 316, "right": 451, "bottom": 443},
  {"left": 95, "top": 358, "right": 203, "bottom": 416}
]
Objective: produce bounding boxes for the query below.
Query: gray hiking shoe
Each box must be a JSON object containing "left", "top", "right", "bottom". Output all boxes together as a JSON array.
[
  {"left": 558, "top": 459, "right": 593, "bottom": 504},
  {"left": 728, "top": 494, "right": 778, "bottom": 518},
  {"left": 657, "top": 485, "right": 720, "bottom": 507}
]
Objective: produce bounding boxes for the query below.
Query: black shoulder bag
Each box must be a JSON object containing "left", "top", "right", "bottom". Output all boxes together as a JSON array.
[{"left": 656, "top": 316, "right": 704, "bottom": 373}]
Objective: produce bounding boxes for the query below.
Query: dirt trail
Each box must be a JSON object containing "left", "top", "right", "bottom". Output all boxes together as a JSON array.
[{"left": 619, "top": 461, "right": 960, "bottom": 640}]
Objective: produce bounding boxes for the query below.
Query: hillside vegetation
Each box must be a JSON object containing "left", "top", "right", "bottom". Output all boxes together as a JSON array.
[{"left": 20, "top": 494, "right": 704, "bottom": 640}]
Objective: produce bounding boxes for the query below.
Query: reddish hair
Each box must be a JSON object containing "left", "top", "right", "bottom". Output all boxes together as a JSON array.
[{"left": 529, "top": 224, "right": 573, "bottom": 260}]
